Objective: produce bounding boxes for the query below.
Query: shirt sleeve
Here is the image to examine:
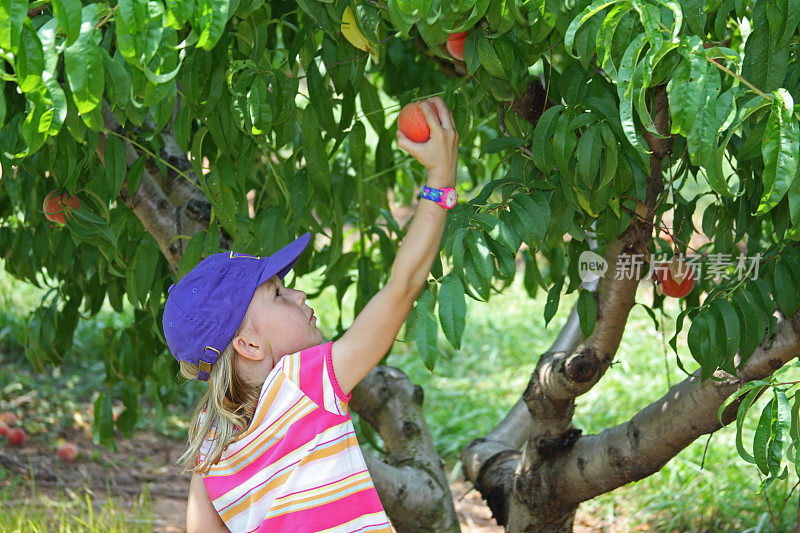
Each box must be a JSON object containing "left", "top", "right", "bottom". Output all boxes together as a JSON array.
[{"left": 282, "top": 341, "right": 351, "bottom": 416}]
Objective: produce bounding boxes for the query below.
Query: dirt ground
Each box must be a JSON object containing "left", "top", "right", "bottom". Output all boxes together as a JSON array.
[{"left": 0, "top": 422, "right": 621, "bottom": 532}]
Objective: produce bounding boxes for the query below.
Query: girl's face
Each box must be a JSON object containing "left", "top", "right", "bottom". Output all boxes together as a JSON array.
[{"left": 242, "top": 275, "right": 324, "bottom": 365}]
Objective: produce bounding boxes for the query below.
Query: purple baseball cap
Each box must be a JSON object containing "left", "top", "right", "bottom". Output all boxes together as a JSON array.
[{"left": 162, "top": 233, "right": 311, "bottom": 381}]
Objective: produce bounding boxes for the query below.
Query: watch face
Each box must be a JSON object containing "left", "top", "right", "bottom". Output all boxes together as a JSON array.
[{"left": 444, "top": 189, "right": 457, "bottom": 208}]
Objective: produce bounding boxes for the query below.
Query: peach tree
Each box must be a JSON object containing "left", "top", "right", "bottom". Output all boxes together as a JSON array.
[{"left": 1, "top": 0, "right": 799, "bottom": 530}]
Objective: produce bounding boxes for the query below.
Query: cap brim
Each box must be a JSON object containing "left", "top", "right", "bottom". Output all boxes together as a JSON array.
[{"left": 256, "top": 232, "right": 311, "bottom": 287}]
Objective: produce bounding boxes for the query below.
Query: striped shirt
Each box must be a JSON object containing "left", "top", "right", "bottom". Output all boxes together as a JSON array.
[{"left": 198, "top": 341, "right": 392, "bottom": 532}]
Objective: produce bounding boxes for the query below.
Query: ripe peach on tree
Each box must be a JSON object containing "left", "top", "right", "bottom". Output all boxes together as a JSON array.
[
  {"left": 446, "top": 31, "right": 469, "bottom": 61},
  {"left": 43, "top": 191, "right": 81, "bottom": 226},
  {"left": 654, "top": 256, "right": 696, "bottom": 298}
]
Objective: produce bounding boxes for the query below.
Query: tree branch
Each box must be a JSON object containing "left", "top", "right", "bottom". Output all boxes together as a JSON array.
[
  {"left": 544, "top": 309, "right": 800, "bottom": 509},
  {"left": 461, "top": 294, "right": 588, "bottom": 525},
  {"left": 100, "top": 99, "right": 222, "bottom": 275},
  {"left": 503, "top": 86, "right": 672, "bottom": 530},
  {"left": 350, "top": 365, "right": 460, "bottom": 532}
]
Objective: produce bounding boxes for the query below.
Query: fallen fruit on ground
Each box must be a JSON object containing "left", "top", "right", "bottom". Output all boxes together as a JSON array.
[
  {"left": 398, "top": 103, "right": 442, "bottom": 143},
  {"left": 8, "top": 428, "right": 26, "bottom": 446},
  {"left": 58, "top": 442, "right": 79, "bottom": 462},
  {"left": 446, "top": 31, "right": 469, "bottom": 60},
  {"left": 43, "top": 191, "right": 81, "bottom": 226},
  {"left": 0, "top": 412, "right": 17, "bottom": 425},
  {"left": 0, "top": 422, "right": 8, "bottom": 437},
  {"left": 655, "top": 257, "right": 695, "bottom": 298}
]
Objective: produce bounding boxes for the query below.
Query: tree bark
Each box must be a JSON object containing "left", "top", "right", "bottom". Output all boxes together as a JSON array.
[
  {"left": 461, "top": 298, "right": 586, "bottom": 525},
  {"left": 351, "top": 365, "right": 460, "bottom": 532},
  {"left": 534, "top": 309, "right": 800, "bottom": 511}
]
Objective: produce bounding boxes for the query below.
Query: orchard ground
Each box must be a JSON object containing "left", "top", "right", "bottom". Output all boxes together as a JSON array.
[{"left": 0, "top": 411, "right": 508, "bottom": 532}]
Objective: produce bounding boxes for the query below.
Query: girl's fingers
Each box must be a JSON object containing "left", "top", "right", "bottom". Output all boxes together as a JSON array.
[
  {"left": 419, "top": 101, "right": 444, "bottom": 134},
  {"left": 396, "top": 129, "right": 419, "bottom": 157},
  {"left": 428, "top": 97, "right": 455, "bottom": 130}
]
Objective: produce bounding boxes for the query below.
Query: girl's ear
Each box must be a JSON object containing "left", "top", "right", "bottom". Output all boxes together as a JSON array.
[{"left": 232, "top": 334, "right": 266, "bottom": 361}]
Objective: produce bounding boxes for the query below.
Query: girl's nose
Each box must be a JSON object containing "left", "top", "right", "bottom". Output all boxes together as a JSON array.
[{"left": 292, "top": 288, "right": 306, "bottom": 306}]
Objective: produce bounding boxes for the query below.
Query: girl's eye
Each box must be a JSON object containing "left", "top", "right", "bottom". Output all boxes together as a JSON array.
[{"left": 275, "top": 287, "right": 280, "bottom": 298}]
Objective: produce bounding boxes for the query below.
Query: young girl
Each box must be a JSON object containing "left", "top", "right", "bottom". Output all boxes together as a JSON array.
[{"left": 162, "top": 96, "right": 458, "bottom": 532}]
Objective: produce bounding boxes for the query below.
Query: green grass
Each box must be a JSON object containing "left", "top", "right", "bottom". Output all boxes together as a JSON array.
[
  {"left": 0, "top": 474, "right": 155, "bottom": 532},
  {"left": 3, "top": 258, "right": 800, "bottom": 531}
]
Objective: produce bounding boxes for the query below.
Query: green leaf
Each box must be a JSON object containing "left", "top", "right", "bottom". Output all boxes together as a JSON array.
[
  {"left": 687, "top": 309, "right": 711, "bottom": 371},
  {"left": 93, "top": 393, "right": 116, "bottom": 450},
  {"left": 576, "top": 124, "right": 602, "bottom": 188},
  {"left": 742, "top": 0, "right": 790, "bottom": 94},
  {"left": 481, "top": 136, "right": 524, "bottom": 155},
  {"left": 359, "top": 77, "right": 385, "bottom": 134},
  {"left": 16, "top": 22, "right": 45, "bottom": 94},
  {"left": 577, "top": 288, "right": 597, "bottom": 338},
  {"left": 711, "top": 299, "right": 740, "bottom": 374},
  {"left": 126, "top": 155, "right": 146, "bottom": 198},
  {"left": 732, "top": 290, "right": 766, "bottom": 365},
  {"left": 630, "top": 0, "right": 662, "bottom": 48},
  {"left": 0, "top": 0, "right": 27, "bottom": 53},
  {"left": 532, "top": 104, "right": 563, "bottom": 172},
  {"left": 668, "top": 36, "right": 707, "bottom": 137},
  {"left": 553, "top": 108, "right": 577, "bottom": 173},
  {"left": 104, "top": 135, "right": 128, "bottom": 198},
  {"left": 512, "top": 190, "right": 551, "bottom": 246},
  {"left": 51, "top": 0, "right": 82, "bottom": 47},
  {"left": 413, "top": 289, "right": 439, "bottom": 371},
  {"left": 680, "top": 0, "right": 706, "bottom": 35},
  {"left": 543, "top": 274, "right": 565, "bottom": 327},
  {"left": 653, "top": 0, "right": 682, "bottom": 41},
  {"left": 477, "top": 35, "right": 507, "bottom": 79},
  {"left": 736, "top": 384, "right": 767, "bottom": 463},
  {"left": 617, "top": 33, "right": 649, "bottom": 152},
  {"left": 131, "top": 235, "right": 159, "bottom": 307},
  {"left": 756, "top": 93, "right": 799, "bottom": 216},
  {"left": 772, "top": 256, "right": 800, "bottom": 318},
  {"left": 301, "top": 105, "right": 330, "bottom": 182},
  {"left": 193, "top": 0, "right": 230, "bottom": 50},
  {"left": 595, "top": 3, "right": 632, "bottom": 78},
  {"left": 115, "top": 382, "right": 140, "bottom": 438},
  {"left": 466, "top": 230, "right": 494, "bottom": 286},
  {"left": 564, "top": 0, "right": 623, "bottom": 58},
  {"left": 439, "top": 273, "right": 466, "bottom": 350},
  {"left": 101, "top": 49, "right": 131, "bottom": 109},
  {"left": 117, "top": 0, "right": 164, "bottom": 66},
  {"left": 718, "top": 379, "right": 770, "bottom": 425},
  {"left": 463, "top": 31, "right": 481, "bottom": 76},
  {"left": 754, "top": 398, "right": 774, "bottom": 475},
  {"left": 65, "top": 37, "right": 105, "bottom": 115}
]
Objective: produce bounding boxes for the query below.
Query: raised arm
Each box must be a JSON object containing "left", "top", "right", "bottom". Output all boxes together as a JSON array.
[{"left": 331, "top": 97, "right": 458, "bottom": 396}]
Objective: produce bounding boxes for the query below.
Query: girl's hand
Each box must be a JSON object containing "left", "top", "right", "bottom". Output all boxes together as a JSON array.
[{"left": 396, "top": 97, "right": 458, "bottom": 188}]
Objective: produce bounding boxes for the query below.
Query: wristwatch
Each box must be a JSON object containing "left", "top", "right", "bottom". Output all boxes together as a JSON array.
[{"left": 420, "top": 185, "right": 457, "bottom": 210}]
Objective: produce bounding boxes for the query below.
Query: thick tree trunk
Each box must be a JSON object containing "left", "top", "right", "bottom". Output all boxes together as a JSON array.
[{"left": 351, "top": 366, "right": 460, "bottom": 532}]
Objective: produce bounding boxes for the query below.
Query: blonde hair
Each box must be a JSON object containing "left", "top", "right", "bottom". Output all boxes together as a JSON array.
[{"left": 175, "top": 309, "right": 265, "bottom": 475}]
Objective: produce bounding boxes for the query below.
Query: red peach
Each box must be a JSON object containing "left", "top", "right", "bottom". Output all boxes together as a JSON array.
[
  {"left": 57, "top": 442, "right": 78, "bottom": 462},
  {"left": 655, "top": 258, "right": 695, "bottom": 298},
  {"left": 397, "top": 102, "right": 442, "bottom": 143},
  {"left": 43, "top": 190, "right": 81, "bottom": 226},
  {"left": 0, "top": 412, "right": 18, "bottom": 425},
  {"left": 446, "top": 31, "right": 469, "bottom": 60},
  {"left": 8, "top": 428, "right": 26, "bottom": 446},
  {"left": 0, "top": 422, "right": 8, "bottom": 438}
]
